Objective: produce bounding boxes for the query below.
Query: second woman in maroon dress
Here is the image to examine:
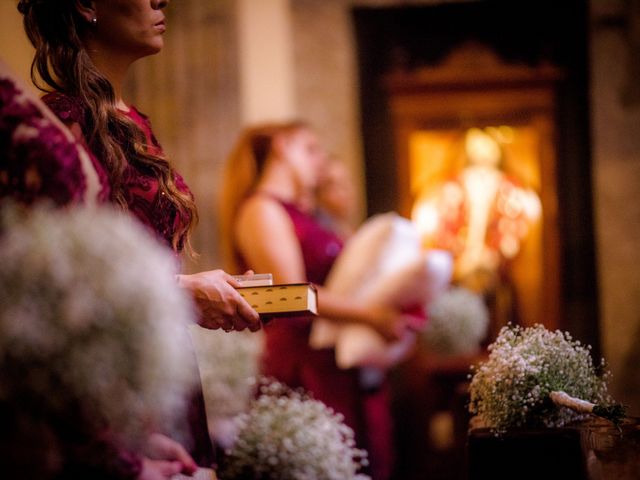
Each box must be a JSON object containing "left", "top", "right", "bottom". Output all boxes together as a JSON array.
[{"left": 220, "top": 122, "right": 418, "bottom": 480}]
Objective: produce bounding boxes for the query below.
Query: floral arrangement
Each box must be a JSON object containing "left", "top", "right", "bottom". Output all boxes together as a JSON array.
[
  {"left": 190, "top": 327, "right": 263, "bottom": 448},
  {"left": 469, "top": 324, "right": 624, "bottom": 434},
  {"left": 0, "top": 204, "right": 197, "bottom": 447},
  {"left": 421, "top": 286, "right": 489, "bottom": 356},
  {"left": 192, "top": 328, "right": 263, "bottom": 419},
  {"left": 218, "top": 380, "right": 370, "bottom": 480}
]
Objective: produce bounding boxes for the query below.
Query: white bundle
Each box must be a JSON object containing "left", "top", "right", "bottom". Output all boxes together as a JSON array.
[{"left": 310, "top": 213, "right": 452, "bottom": 369}]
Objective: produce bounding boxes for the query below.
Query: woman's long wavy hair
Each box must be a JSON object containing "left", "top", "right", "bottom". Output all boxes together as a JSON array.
[
  {"left": 219, "top": 121, "right": 307, "bottom": 273},
  {"left": 17, "top": 0, "right": 198, "bottom": 253}
]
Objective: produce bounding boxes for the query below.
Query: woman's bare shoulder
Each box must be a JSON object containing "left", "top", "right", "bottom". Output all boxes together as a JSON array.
[
  {"left": 235, "top": 195, "right": 296, "bottom": 245},
  {"left": 237, "top": 194, "right": 289, "bottom": 223}
]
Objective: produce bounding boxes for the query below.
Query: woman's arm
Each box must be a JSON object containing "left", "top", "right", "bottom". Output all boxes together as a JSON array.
[
  {"left": 316, "top": 288, "right": 408, "bottom": 341},
  {"left": 235, "top": 196, "right": 307, "bottom": 283},
  {"left": 235, "top": 196, "right": 410, "bottom": 340}
]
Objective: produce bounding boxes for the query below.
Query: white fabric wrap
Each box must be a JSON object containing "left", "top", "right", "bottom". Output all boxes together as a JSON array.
[{"left": 309, "top": 212, "right": 453, "bottom": 369}]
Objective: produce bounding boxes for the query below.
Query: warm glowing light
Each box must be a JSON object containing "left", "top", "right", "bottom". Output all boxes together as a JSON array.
[
  {"left": 410, "top": 126, "right": 542, "bottom": 279},
  {"left": 486, "top": 125, "right": 515, "bottom": 144},
  {"left": 412, "top": 200, "right": 440, "bottom": 236}
]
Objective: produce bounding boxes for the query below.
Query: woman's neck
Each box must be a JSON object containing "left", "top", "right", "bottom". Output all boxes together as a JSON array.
[
  {"left": 84, "top": 40, "right": 133, "bottom": 111},
  {"left": 254, "top": 161, "right": 301, "bottom": 204}
]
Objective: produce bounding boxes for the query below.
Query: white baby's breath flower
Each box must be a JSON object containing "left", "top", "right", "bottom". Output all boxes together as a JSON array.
[
  {"left": 191, "top": 328, "right": 263, "bottom": 419},
  {"left": 421, "top": 286, "right": 489, "bottom": 356},
  {"left": 0, "top": 203, "right": 198, "bottom": 447},
  {"left": 191, "top": 326, "right": 263, "bottom": 448},
  {"left": 219, "top": 379, "right": 370, "bottom": 480},
  {"left": 469, "top": 324, "right": 614, "bottom": 434}
]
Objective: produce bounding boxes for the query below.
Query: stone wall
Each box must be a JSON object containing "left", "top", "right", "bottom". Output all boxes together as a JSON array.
[
  {"left": 590, "top": 11, "right": 640, "bottom": 414},
  {"left": 0, "top": 2, "right": 34, "bottom": 85},
  {"left": 290, "top": 0, "right": 366, "bottom": 222}
]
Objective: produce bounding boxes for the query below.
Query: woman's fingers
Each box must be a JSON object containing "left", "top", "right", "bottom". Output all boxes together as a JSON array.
[
  {"left": 225, "top": 271, "right": 243, "bottom": 288},
  {"left": 198, "top": 295, "right": 260, "bottom": 332},
  {"left": 222, "top": 274, "right": 260, "bottom": 330},
  {"left": 233, "top": 291, "right": 261, "bottom": 328},
  {"left": 156, "top": 460, "right": 184, "bottom": 477},
  {"left": 144, "top": 434, "right": 197, "bottom": 475},
  {"left": 139, "top": 458, "right": 183, "bottom": 480},
  {"left": 181, "top": 270, "right": 261, "bottom": 332}
]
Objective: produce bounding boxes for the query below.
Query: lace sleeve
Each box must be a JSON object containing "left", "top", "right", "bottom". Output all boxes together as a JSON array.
[
  {"left": 42, "top": 91, "right": 87, "bottom": 129},
  {"left": 0, "top": 77, "right": 108, "bottom": 205}
]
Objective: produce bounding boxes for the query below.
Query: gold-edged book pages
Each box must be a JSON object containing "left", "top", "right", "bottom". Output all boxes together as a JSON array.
[
  {"left": 172, "top": 468, "right": 216, "bottom": 480},
  {"left": 237, "top": 283, "right": 318, "bottom": 317}
]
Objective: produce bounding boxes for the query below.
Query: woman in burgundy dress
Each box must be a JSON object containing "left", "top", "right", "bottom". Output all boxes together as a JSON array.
[
  {"left": 219, "top": 122, "right": 418, "bottom": 480},
  {"left": 6, "top": 0, "right": 259, "bottom": 478},
  {"left": 1, "top": 57, "right": 196, "bottom": 480},
  {"left": 17, "top": 0, "right": 258, "bottom": 331}
]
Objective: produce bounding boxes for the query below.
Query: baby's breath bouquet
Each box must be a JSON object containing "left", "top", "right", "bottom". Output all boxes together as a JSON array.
[
  {"left": 190, "top": 327, "right": 263, "bottom": 448},
  {"left": 0, "top": 204, "right": 197, "bottom": 448},
  {"left": 192, "top": 328, "right": 263, "bottom": 419},
  {"left": 469, "top": 324, "right": 625, "bottom": 434},
  {"left": 421, "top": 286, "right": 489, "bottom": 356},
  {"left": 218, "top": 380, "right": 370, "bottom": 480}
]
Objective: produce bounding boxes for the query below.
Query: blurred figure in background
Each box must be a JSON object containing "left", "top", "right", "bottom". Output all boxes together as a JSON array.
[
  {"left": 314, "top": 156, "right": 359, "bottom": 241},
  {"left": 220, "top": 121, "right": 417, "bottom": 480}
]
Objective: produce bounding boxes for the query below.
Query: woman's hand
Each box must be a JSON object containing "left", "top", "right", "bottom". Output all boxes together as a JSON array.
[
  {"left": 144, "top": 433, "right": 197, "bottom": 474},
  {"left": 137, "top": 433, "right": 197, "bottom": 479},
  {"left": 137, "top": 457, "right": 185, "bottom": 480},
  {"left": 177, "top": 270, "right": 261, "bottom": 332},
  {"left": 362, "top": 304, "right": 425, "bottom": 342},
  {"left": 316, "top": 287, "right": 425, "bottom": 342}
]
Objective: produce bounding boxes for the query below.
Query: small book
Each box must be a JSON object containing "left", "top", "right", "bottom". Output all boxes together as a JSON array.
[
  {"left": 237, "top": 283, "right": 318, "bottom": 317},
  {"left": 232, "top": 273, "right": 273, "bottom": 287}
]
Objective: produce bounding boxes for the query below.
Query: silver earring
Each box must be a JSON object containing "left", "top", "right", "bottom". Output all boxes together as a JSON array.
[{"left": 91, "top": 17, "right": 97, "bottom": 26}]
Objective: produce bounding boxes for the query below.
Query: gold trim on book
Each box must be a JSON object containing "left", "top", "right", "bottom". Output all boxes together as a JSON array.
[{"left": 237, "top": 283, "right": 318, "bottom": 317}]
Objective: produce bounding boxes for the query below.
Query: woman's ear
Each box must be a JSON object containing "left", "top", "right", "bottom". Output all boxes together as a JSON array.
[{"left": 74, "top": 0, "right": 97, "bottom": 24}]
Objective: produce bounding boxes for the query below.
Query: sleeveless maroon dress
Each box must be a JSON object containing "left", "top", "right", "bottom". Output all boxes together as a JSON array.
[{"left": 255, "top": 198, "right": 394, "bottom": 480}]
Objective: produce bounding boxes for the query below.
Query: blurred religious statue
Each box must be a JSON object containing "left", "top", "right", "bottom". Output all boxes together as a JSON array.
[{"left": 413, "top": 127, "right": 541, "bottom": 326}]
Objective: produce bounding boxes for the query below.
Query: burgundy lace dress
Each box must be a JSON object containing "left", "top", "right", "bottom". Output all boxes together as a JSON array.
[
  {"left": 253, "top": 198, "right": 394, "bottom": 480},
  {"left": 42, "top": 91, "right": 215, "bottom": 468},
  {"left": 1, "top": 76, "right": 141, "bottom": 479},
  {"left": 1, "top": 73, "right": 212, "bottom": 478},
  {"left": 0, "top": 77, "right": 110, "bottom": 206},
  {"left": 43, "top": 92, "right": 193, "bottom": 251}
]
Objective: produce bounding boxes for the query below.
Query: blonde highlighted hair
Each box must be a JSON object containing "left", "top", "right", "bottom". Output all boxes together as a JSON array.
[{"left": 219, "top": 121, "right": 308, "bottom": 273}]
